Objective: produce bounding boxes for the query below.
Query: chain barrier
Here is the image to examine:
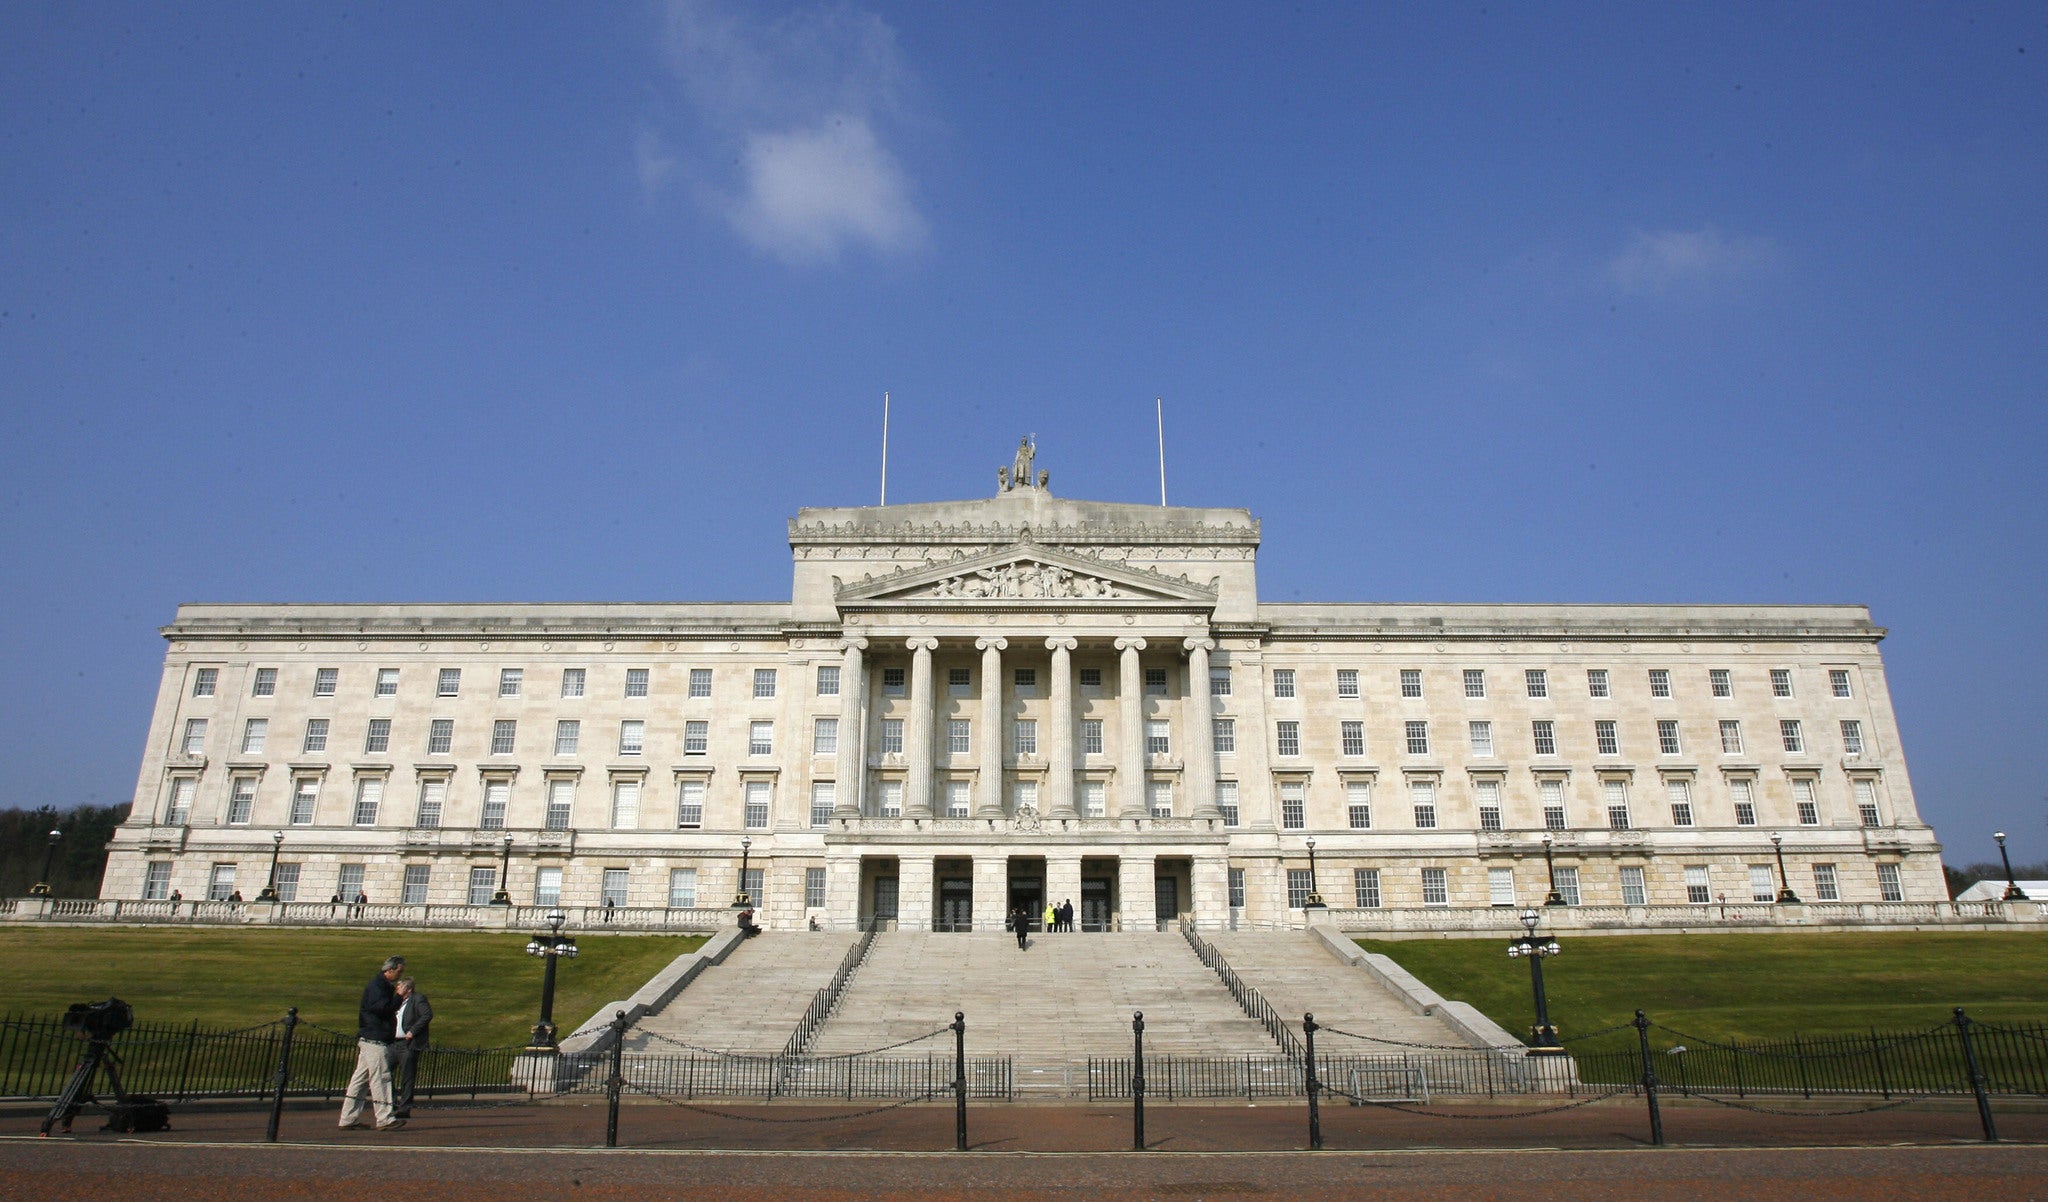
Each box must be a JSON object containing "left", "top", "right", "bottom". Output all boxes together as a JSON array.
[
  {"left": 630, "top": 1024, "right": 949, "bottom": 1061},
  {"left": 1645, "top": 1019, "right": 1952, "bottom": 1059},
  {"left": 1556, "top": 1020, "right": 1645, "bottom": 1045},
  {"left": 1313, "top": 1024, "right": 1515, "bottom": 1054},
  {"left": 1318, "top": 1077, "right": 1632, "bottom": 1119},
  {"left": 1974, "top": 1021, "right": 2048, "bottom": 1045},
  {"left": 1673, "top": 1087, "right": 1948, "bottom": 1118},
  {"left": 619, "top": 1079, "right": 942, "bottom": 1124}
]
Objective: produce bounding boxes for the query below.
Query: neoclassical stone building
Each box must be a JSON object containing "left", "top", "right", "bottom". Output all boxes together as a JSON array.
[{"left": 102, "top": 453, "right": 1944, "bottom": 928}]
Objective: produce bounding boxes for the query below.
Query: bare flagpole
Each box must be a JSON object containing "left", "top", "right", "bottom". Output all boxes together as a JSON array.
[
  {"left": 1156, "top": 396, "right": 1167, "bottom": 506},
  {"left": 880, "top": 391, "right": 890, "bottom": 506}
]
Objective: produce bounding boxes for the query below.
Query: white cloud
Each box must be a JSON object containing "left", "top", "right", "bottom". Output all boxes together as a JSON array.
[
  {"left": 648, "top": 0, "right": 927, "bottom": 265},
  {"left": 1606, "top": 226, "right": 1777, "bottom": 294}
]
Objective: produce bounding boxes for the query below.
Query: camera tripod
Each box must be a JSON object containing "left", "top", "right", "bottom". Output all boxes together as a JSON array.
[{"left": 39, "top": 1034, "right": 126, "bottom": 1136}]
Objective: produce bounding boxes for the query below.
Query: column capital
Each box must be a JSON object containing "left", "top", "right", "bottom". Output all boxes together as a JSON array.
[
  {"left": 1044, "top": 636, "right": 1079, "bottom": 654},
  {"left": 1182, "top": 637, "right": 1217, "bottom": 655},
  {"left": 975, "top": 636, "right": 1008, "bottom": 652},
  {"left": 905, "top": 636, "right": 940, "bottom": 653},
  {"left": 1114, "top": 636, "right": 1148, "bottom": 653},
  {"left": 839, "top": 637, "right": 869, "bottom": 653}
]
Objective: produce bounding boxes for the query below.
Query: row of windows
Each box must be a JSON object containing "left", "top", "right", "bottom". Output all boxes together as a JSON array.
[
  {"left": 1274, "top": 859, "right": 1904, "bottom": 909},
  {"left": 197, "top": 665, "right": 808, "bottom": 702},
  {"left": 1258, "top": 716, "right": 1862, "bottom": 759},
  {"left": 1260, "top": 776, "right": 1887, "bottom": 832},
  {"left": 1269, "top": 665, "right": 1857, "bottom": 702},
  {"left": 144, "top": 860, "right": 809, "bottom": 909}
]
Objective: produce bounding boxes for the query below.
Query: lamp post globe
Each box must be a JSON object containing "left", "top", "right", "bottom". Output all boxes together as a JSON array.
[
  {"left": 29, "top": 828, "right": 62, "bottom": 897},
  {"left": 1507, "top": 908, "right": 1563, "bottom": 1052},
  {"left": 491, "top": 833, "right": 514, "bottom": 906},
  {"left": 1995, "top": 832, "right": 2028, "bottom": 901},
  {"left": 525, "top": 907, "right": 577, "bottom": 1051},
  {"left": 1541, "top": 834, "right": 1565, "bottom": 906},
  {"left": 1302, "top": 837, "right": 1325, "bottom": 909},
  {"left": 256, "top": 831, "right": 285, "bottom": 902},
  {"left": 733, "top": 836, "right": 754, "bottom": 909},
  {"left": 1771, "top": 833, "right": 1801, "bottom": 904}
]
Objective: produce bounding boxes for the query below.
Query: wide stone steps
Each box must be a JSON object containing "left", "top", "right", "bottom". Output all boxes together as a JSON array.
[
  {"left": 1204, "top": 930, "right": 1469, "bottom": 1052},
  {"left": 623, "top": 930, "right": 858, "bottom": 1056}
]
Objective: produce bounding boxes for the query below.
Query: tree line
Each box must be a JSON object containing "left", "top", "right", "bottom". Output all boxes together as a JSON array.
[{"left": 0, "top": 804, "right": 131, "bottom": 897}]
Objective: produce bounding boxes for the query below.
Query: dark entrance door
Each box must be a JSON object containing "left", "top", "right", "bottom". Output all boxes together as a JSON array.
[
  {"left": 937, "top": 878, "right": 973, "bottom": 931},
  {"left": 873, "top": 877, "right": 898, "bottom": 923},
  {"left": 1154, "top": 875, "right": 1180, "bottom": 931},
  {"left": 1008, "top": 875, "right": 1044, "bottom": 931},
  {"left": 1081, "top": 878, "right": 1112, "bottom": 932}
]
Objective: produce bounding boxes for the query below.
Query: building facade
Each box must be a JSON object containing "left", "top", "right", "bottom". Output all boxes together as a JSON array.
[{"left": 102, "top": 458, "right": 1944, "bottom": 928}]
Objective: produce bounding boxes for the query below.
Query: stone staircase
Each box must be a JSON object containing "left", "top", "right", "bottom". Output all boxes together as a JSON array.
[
  {"left": 623, "top": 930, "right": 859, "bottom": 1056},
  {"left": 1204, "top": 929, "right": 1470, "bottom": 1052}
]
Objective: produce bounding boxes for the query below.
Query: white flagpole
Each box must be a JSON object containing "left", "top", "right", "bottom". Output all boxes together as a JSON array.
[
  {"left": 1156, "top": 396, "right": 1167, "bottom": 506},
  {"left": 880, "top": 391, "right": 890, "bottom": 506}
]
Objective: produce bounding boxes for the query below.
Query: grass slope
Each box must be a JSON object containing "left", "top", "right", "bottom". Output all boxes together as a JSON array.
[
  {"left": 0, "top": 928, "right": 705, "bottom": 1047},
  {"left": 1359, "top": 931, "right": 2048, "bottom": 1045}
]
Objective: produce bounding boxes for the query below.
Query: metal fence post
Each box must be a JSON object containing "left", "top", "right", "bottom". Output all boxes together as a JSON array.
[
  {"left": 1132, "top": 1011, "right": 1146, "bottom": 1152},
  {"left": 174, "top": 1018, "right": 199, "bottom": 1103},
  {"left": 1303, "top": 1012, "right": 1322, "bottom": 1150},
  {"left": 1634, "top": 1010, "right": 1663, "bottom": 1147},
  {"left": 952, "top": 1010, "right": 967, "bottom": 1152},
  {"left": 265, "top": 1009, "right": 297, "bottom": 1143},
  {"left": 1869, "top": 1028, "right": 1890, "bottom": 1100},
  {"left": 1953, "top": 1008, "right": 1998, "bottom": 1142},
  {"left": 605, "top": 1009, "right": 627, "bottom": 1149}
]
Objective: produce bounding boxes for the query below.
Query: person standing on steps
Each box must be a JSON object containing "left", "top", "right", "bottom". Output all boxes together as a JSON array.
[
  {"left": 339, "top": 955, "right": 406, "bottom": 1132},
  {"left": 1044, "top": 901, "right": 1056, "bottom": 935},
  {"left": 1009, "top": 906, "right": 1029, "bottom": 950}
]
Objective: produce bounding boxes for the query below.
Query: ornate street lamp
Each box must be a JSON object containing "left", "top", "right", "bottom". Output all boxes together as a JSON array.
[
  {"left": 256, "top": 832, "right": 285, "bottom": 902},
  {"left": 1771, "top": 833, "right": 1801, "bottom": 904},
  {"left": 523, "top": 908, "right": 578, "bottom": 1050},
  {"left": 1994, "top": 832, "right": 2028, "bottom": 902},
  {"left": 733, "top": 836, "right": 754, "bottom": 908},
  {"left": 1506, "top": 909, "right": 1564, "bottom": 1052},
  {"left": 1541, "top": 834, "right": 1566, "bottom": 906},
  {"left": 491, "top": 833, "right": 514, "bottom": 906},
  {"left": 1302, "top": 837, "right": 1325, "bottom": 909},
  {"left": 28, "top": 828, "right": 61, "bottom": 897}
]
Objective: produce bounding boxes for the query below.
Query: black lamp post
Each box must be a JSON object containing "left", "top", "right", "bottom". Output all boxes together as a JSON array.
[
  {"left": 1995, "top": 832, "right": 2028, "bottom": 901},
  {"left": 524, "top": 908, "right": 577, "bottom": 1050},
  {"left": 1541, "top": 834, "right": 1565, "bottom": 906},
  {"left": 1507, "top": 908, "right": 1564, "bottom": 1052},
  {"left": 256, "top": 832, "right": 285, "bottom": 902},
  {"left": 733, "top": 836, "right": 754, "bottom": 908},
  {"left": 491, "top": 833, "right": 514, "bottom": 906},
  {"left": 28, "top": 828, "right": 61, "bottom": 897},
  {"left": 1302, "top": 837, "right": 1325, "bottom": 908},
  {"left": 1771, "top": 833, "right": 1801, "bottom": 904}
]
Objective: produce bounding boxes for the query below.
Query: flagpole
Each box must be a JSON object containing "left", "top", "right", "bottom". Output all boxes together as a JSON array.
[
  {"left": 1156, "top": 396, "right": 1167, "bottom": 506},
  {"left": 880, "top": 391, "right": 890, "bottom": 506}
]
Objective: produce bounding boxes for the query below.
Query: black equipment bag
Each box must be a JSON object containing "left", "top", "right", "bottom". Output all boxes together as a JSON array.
[{"left": 103, "top": 1097, "right": 170, "bottom": 1133}]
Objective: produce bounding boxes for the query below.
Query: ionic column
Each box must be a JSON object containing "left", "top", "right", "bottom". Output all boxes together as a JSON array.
[
  {"left": 975, "top": 637, "right": 1007, "bottom": 818},
  {"left": 905, "top": 637, "right": 939, "bottom": 819},
  {"left": 1115, "top": 637, "right": 1149, "bottom": 819},
  {"left": 1184, "top": 637, "right": 1220, "bottom": 820},
  {"left": 834, "top": 638, "right": 868, "bottom": 818},
  {"left": 1045, "top": 636, "right": 1079, "bottom": 818}
]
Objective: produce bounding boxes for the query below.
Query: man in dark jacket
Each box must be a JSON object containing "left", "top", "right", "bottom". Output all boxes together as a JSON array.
[
  {"left": 390, "top": 976, "right": 433, "bottom": 1119},
  {"left": 339, "top": 955, "right": 405, "bottom": 1131}
]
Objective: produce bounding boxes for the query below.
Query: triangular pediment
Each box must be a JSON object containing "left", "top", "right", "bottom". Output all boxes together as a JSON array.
[{"left": 836, "top": 543, "right": 1217, "bottom": 605}]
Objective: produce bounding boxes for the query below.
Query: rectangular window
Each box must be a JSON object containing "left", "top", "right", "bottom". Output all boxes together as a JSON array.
[
  {"left": 1229, "top": 867, "right": 1247, "bottom": 909},
  {"left": 1145, "top": 667, "right": 1169, "bottom": 696},
  {"left": 413, "top": 779, "right": 444, "bottom": 828},
  {"left": 1340, "top": 720, "right": 1365, "bottom": 757},
  {"left": 619, "top": 720, "right": 645, "bottom": 756},
  {"left": 815, "top": 716, "right": 840, "bottom": 756},
  {"left": 337, "top": 864, "right": 365, "bottom": 903},
  {"left": 1280, "top": 781, "right": 1305, "bottom": 829},
  {"left": 1084, "top": 779, "right": 1109, "bottom": 819},
  {"left": 1541, "top": 779, "right": 1567, "bottom": 830},
  {"left": 1148, "top": 780, "right": 1173, "bottom": 818},
  {"left": 290, "top": 778, "right": 319, "bottom": 826},
  {"left": 545, "top": 779, "right": 574, "bottom": 830},
  {"left": 1771, "top": 668, "right": 1794, "bottom": 698},
  {"left": 1411, "top": 780, "right": 1437, "bottom": 829},
  {"left": 668, "top": 868, "right": 697, "bottom": 909},
  {"left": 315, "top": 668, "right": 339, "bottom": 697},
  {"left": 881, "top": 718, "right": 904, "bottom": 754},
  {"left": 1720, "top": 720, "right": 1744, "bottom": 754},
  {"left": 353, "top": 777, "right": 383, "bottom": 826},
  {"left": 1209, "top": 667, "right": 1231, "bottom": 696},
  {"left": 1210, "top": 718, "right": 1234, "bottom": 754},
  {"left": 1685, "top": 865, "right": 1711, "bottom": 905},
  {"left": 1667, "top": 779, "right": 1694, "bottom": 826},
  {"left": 1010, "top": 780, "right": 1036, "bottom": 814},
  {"left": 533, "top": 866, "right": 563, "bottom": 908},
  {"left": 1855, "top": 779, "right": 1881, "bottom": 827},
  {"left": 747, "top": 721, "right": 772, "bottom": 756},
  {"left": 1272, "top": 668, "right": 1297, "bottom": 698},
  {"left": 744, "top": 780, "right": 770, "bottom": 828},
  {"left": 689, "top": 668, "right": 713, "bottom": 698},
  {"left": 181, "top": 718, "right": 208, "bottom": 755},
  {"left": 480, "top": 779, "right": 509, "bottom": 829},
  {"left": 1276, "top": 720, "right": 1300, "bottom": 757},
  {"left": 555, "top": 719, "right": 580, "bottom": 756},
  {"left": 1595, "top": 720, "right": 1619, "bottom": 756},
  {"left": 610, "top": 779, "right": 640, "bottom": 829},
  {"left": 601, "top": 868, "right": 629, "bottom": 908},
  {"left": 499, "top": 668, "right": 523, "bottom": 698},
  {"left": 882, "top": 667, "right": 906, "bottom": 697},
  {"left": 948, "top": 667, "right": 972, "bottom": 697},
  {"left": 1780, "top": 720, "right": 1804, "bottom": 754},
  {"left": 1145, "top": 720, "right": 1170, "bottom": 755},
  {"left": 1877, "top": 863, "right": 1903, "bottom": 902},
  {"left": 1083, "top": 718, "right": 1105, "bottom": 755},
  {"left": 208, "top": 864, "right": 238, "bottom": 902},
  {"left": 1405, "top": 721, "right": 1429, "bottom": 756},
  {"left": 742, "top": 868, "right": 764, "bottom": 907},
  {"left": 944, "top": 779, "right": 969, "bottom": 818},
  {"left": 675, "top": 779, "right": 704, "bottom": 829},
  {"left": 1525, "top": 669, "right": 1549, "bottom": 699},
  {"left": 1469, "top": 720, "right": 1494, "bottom": 757},
  {"left": 401, "top": 864, "right": 431, "bottom": 905},
  {"left": 752, "top": 668, "right": 776, "bottom": 699},
  {"left": 436, "top": 668, "right": 459, "bottom": 697},
  {"left": 1353, "top": 867, "right": 1381, "bottom": 909},
  {"left": 1604, "top": 780, "right": 1630, "bottom": 829},
  {"left": 1463, "top": 669, "right": 1486, "bottom": 699},
  {"left": 301, "top": 718, "right": 329, "bottom": 754},
  {"left": 1830, "top": 669, "right": 1853, "bottom": 699},
  {"left": 1794, "top": 778, "right": 1819, "bottom": 825},
  {"left": 684, "top": 721, "right": 708, "bottom": 755},
  {"left": 1587, "top": 668, "right": 1610, "bottom": 698},
  {"left": 1348, "top": 780, "right": 1374, "bottom": 829},
  {"left": 1013, "top": 719, "right": 1038, "bottom": 755},
  {"left": 1490, "top": 866, "right": 1518, "bottom": 907},
  {"left": 811, "top": 781, "right": 836, "bottom": 827},
  {"left": 1079, "top": 667, "right": 1103, "bottom": 696},
  {"left": 1336, "top": 668, "right": 1360, "bottom": 698},
  {"left": 1286, "top": 869, "right": 1315, "bottom": 909},
  {"left": 428, "top": 718, "right": 454, "bottom": 755},
  {"left": 226, "top": 777, "right": 255, "bottom": 825},
  {"left": 561, "top": 668, "right": 585, "bottom": 698},
  {"left": 1012, "top": 667, "right": 1036, "bottom": 697},
  {"left": 364, "top": 718, "right": 390, "bottom": 754},
  {"left": 626, "top": 668, "right": 651, "bottom": 698},
  {"left": 1840, "top": 720, "right": 1863, "bottom": 756},
  {"left": 1657, "top": 719, "right": 1681, "bottom": 755},
  {"left": 1709, "top": 668, "right": 1731, "bottom": 698},
  {"left": 817, "top": 664, "right": 841, "bottom": 696},
  {"left": 469, "top": 866, "right": 498, "bottom": 906},
  {"left": 1475, "top": 779, "right": 1501, "bottom": 831},
  {"left": 1532, "top": 720, "right": 1557, "bottom": 756},
  {"left": 192, "top": 666, "right": 219, "bottom": 697},
  {"left": 252, "top": 667, "right": 277, "bottom": 697},
  {"left": 165, "top": 777, "right": 195, "bottom": 824},
  {"left": 1813, "top": 863, "right": 1839, "bottom": 902},
  {"left": 1749, "top": 865, "right": 1777, "bottom": 903},
  {"left": 491, "top": 719, "right": 516, "bottom": 755},
  {"left": 1620, "top": 866, "right": 1647, "bottom": 907},
  {"left": 805, "top": 866, "right": 827, "bottom": 908},
  {"left": 1398, "top": 668, "right": 1420, "bottom": 698},
  {"left": 1214, "top": 780, "right": 1237, "bottom": 827},
  {"left": 1648, "top": 668, "right": 1671, "bottom": 699},
  {"left": 143, "top": 862, "right": 173, "bottom": 901},
  {"left": 1731, "top": 777, "right": 1757, "bottom": 825},
  {"left": 240, "top": 718, "right": 268, "bottom": 755},
  {"left": 1555, "top": 866, "right": 1581, "bottom": 906},
  {"left": 1421, "top": 867, "right": 1449, "bottom": 907}
]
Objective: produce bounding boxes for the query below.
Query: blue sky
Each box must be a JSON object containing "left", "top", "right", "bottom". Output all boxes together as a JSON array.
[{"left": 3, "top": 3, "right": 2043, "bottom": 863}]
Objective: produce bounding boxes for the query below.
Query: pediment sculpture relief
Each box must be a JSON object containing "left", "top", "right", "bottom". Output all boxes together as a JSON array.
[{"left": 908, "top": 561, "right": 1131, "bottom": 600}]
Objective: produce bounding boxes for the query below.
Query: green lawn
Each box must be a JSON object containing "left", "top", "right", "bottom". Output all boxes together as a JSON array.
[
  {"left": 0, "top": 928, "right": 705, "bottom": 1048},
  {"left": 1359, "top": 931, "right": 2048, "bottom": 1047}
]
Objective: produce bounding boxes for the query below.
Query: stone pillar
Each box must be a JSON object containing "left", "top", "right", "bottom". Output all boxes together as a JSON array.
[
  {"left": 834, "top": 638, "right": 867, "bottom": 818},
  {"left": 1191, "top": 851, "right": 1230, "bottom": 932},
  {"left": 1119, "top": 853, "right": 1156, "bottom": 932},
  {"left": 1115, "top": 637, "right": 1148, "bottom": 819},
  {"left": 1184, "top": 637, "right": 1219, "bottom": 820},
  {"left": 974, "top": 854, "right": 1009, "bottom": 933},
  {"left": 1047, "top": 854, "right": 1083, "bottom": 926},
  {"left": 1045, "top": 637, "right": 1079, "bottom": 818},
  {"left": 975, "top": 637, "right": 1006, "bottom": 818},
  {"left": 826, "top": 853, "right": 862, "bottom": 931},
  {"left": 905, "top": 637, "right": 938, "bottom": 819},
  {"left": 899, "top": 855, "right": 934, "bottom": 932}
]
